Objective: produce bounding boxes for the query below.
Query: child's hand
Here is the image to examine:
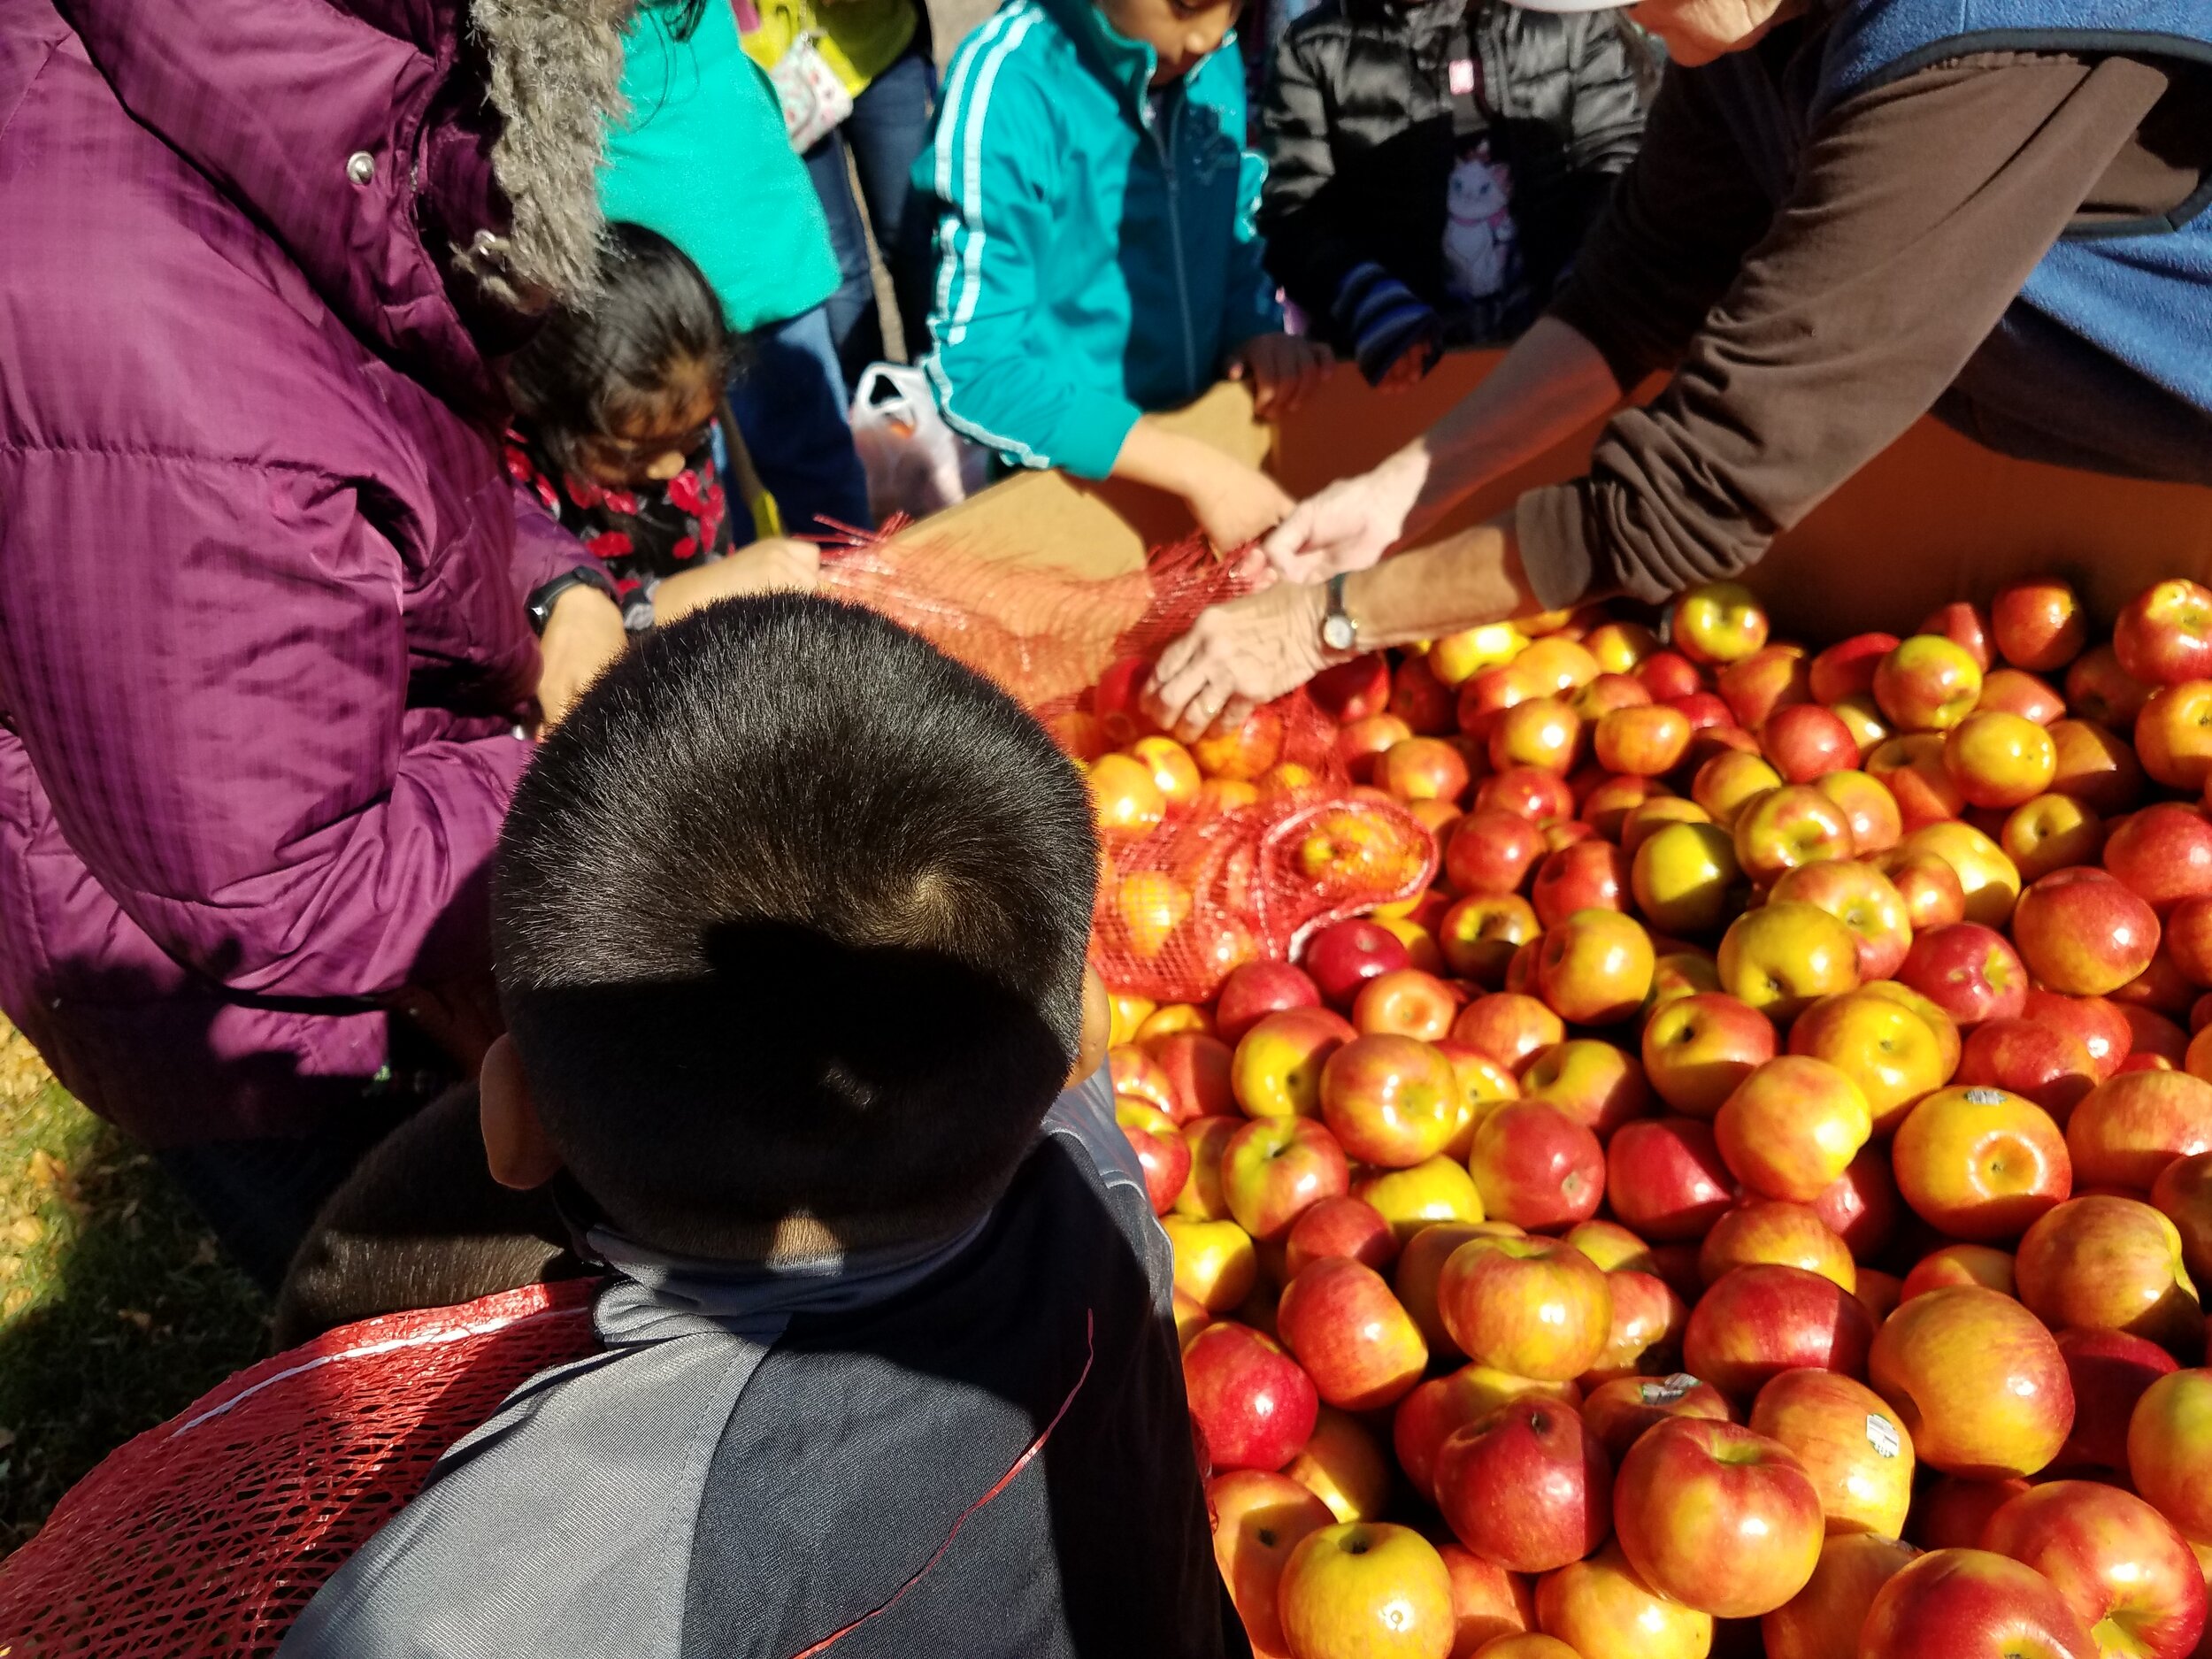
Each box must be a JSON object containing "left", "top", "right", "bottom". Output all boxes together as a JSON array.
[
  {"left": 1377, "top": 349, "right": 1427, "bottom": 395},
  {"left": 536, "top": 579, "right": 629, "bottom": 731},
  {"left": 1229, "top": 334, "right": 1335, "bottom": 421},
  {"left": 1187, "top": 452, "right": 1297, "bottom": 555},
  {"left": 652, "top": 538, "right": 821, "bottom": 626}
]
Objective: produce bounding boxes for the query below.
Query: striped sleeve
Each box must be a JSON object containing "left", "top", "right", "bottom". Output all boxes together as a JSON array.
[{"left": 916, "top": 6, "right": 1144, "bottom": 480}]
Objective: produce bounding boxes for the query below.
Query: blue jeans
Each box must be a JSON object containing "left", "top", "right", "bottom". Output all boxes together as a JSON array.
[
  {"left": 728, "top": 303, "right": 873, "bottom": 536},
  {"left": 802, "top": 43, "right": 936, "bottom": 389}
]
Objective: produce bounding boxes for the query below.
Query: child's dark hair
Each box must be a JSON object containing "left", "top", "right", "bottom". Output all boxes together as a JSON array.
[
  {"left": 506, "top": 221, "right": 732, "bottom": 478},
  {"left": 492, "top": 595, "right": 1100, "bottom": 1257}
]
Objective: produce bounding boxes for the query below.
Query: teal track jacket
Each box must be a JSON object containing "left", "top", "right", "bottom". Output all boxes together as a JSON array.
[{"left": 915, "top": 0, "right": 1283, "bottom": 479}]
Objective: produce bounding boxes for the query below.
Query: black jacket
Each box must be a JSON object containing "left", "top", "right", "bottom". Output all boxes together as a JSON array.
[
  {"left": 1259, "top": 0, "right": 1647, "bottom": 345},
  {"left": 280, "top": 1073, "right": 1241, "bottom": 1658}
]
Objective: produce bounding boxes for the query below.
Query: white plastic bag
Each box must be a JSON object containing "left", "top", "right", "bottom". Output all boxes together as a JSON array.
[{"left": 849, "top": 363, "right": 991, "bottom": 524}]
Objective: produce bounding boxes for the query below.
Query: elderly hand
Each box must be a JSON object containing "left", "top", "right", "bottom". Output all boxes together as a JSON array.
[
  {"left": 1228, "top": 333, "right": 1336, "bottom": 421},
  {"left": 1142, "top": 580, "right": 1337, "bottom": 741},
  {"left": 535, "top": 579, "right": 628, "bottom": 731},
  {"left": 1243, "top": 452, "right": 1425, "bottom": 586}
]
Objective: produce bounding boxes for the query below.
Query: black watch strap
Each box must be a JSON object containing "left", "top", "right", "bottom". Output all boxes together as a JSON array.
[{"left": 526, "top": 565, "right": 618, "bottom": 636}]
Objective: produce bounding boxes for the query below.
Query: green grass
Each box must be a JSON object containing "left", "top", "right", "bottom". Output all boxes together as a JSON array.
[{"left": 0, "top": 1021, "right": 268, "bottom": 1554}]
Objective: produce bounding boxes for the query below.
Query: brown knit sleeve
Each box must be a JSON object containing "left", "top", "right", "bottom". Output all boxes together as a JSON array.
[
  {"left": 1517, "top": 53, "right": 2175, "bottom": 613},
  {"left": 1544, "top": 64, "right": 1779, "bottom": 394}
]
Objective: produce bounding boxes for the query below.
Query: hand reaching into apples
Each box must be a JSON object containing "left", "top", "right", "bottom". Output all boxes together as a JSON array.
[{"left": 1142, "top": 582, "right": 1340, "bottom": 742}]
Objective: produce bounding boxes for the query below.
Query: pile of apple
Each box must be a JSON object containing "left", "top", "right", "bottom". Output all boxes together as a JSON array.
[{"left": 1093, "top": 576, "right": 2212, "bottom": 1659}]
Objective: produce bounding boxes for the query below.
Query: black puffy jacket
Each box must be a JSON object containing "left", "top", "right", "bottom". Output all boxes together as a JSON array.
[{"left": 1259, "top": 0, "right": 1647, "bottom": 347}]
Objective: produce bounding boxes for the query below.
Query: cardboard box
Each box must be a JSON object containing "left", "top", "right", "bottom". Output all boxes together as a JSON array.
[{"left": 891, "top": 352, "right": 2212, "bottom": 639}]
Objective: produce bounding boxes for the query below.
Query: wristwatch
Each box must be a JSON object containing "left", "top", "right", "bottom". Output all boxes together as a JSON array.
[
  {"left": 525, "top": 565, "right": 618, "bottom": 636},
  {"left": 1320, "top": 572, "right": 1360, "bottom": 654}
]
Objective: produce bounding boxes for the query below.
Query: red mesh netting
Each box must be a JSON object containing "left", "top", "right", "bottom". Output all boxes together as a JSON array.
[
  {"left": 0, "top": 1279, "right": 603, "bottom": 1656},
  {"left": 818, "top": 528, "right": 1436, "bottom": 1003}
]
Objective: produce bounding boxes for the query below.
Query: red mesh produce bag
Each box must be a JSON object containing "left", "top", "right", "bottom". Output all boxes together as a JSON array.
[
  {"left": 818, "top": 528, "right": 1436, "bottom": 1002},
  {"left": 0, "top": 1279, "right": 603, "bottom": 1656}
]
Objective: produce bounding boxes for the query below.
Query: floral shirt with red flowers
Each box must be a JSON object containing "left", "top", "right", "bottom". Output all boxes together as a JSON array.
[{"left": 504, "top": 426, "right": 734, "bottom": 632}]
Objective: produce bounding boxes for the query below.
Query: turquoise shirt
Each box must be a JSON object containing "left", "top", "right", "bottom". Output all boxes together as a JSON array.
[
  {"left": 601, "top": 4, "right": 841, "bottom": 333},
  {"left": 916, "top": 0, "right": 1281, "bottom": 479}
]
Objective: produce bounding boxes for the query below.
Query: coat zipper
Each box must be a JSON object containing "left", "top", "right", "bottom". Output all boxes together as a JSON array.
[{"left": 1151, "top": 93, "right": 1199, "bottom": 392}]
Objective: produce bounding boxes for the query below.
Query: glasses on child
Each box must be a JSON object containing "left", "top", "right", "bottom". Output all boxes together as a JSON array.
[{"left": 581, "top": 420, "right": 717, "bottom": 468}]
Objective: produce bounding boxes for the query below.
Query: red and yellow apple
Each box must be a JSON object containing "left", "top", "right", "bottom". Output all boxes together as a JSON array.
[
  {"left": 1221, "top": 1115, "right": 1353, "bottom": 1242},
  {"left": 2016, "top": 1194, "right": 2201, "bottom": 1349},
  {"left": 1613, "top": 1417, "right": 1825, "bottom": 1617},
  {"left": 1714, "top": 1055, "right": 1873, "bottom": 1203},
  {"left": 1893, "top": 1085, "right": 2070, "bottom": 1241},
  {"left": 1984, "top": 1480, "right": 2207, "bottom": 1659},
  {"left": 1630, "top": 821, "right": 1745, "bottom": 937},
  {"left": 1279, "top": 1522, "right": 1456, "bottom": 1659},
  {"left": 1749, "top": 1369, "right": 1916, "bottom": 1537},
  {"left": 1717, "top": 902, "right": 1862, "bottom": 1021},
  {"left": 1467, "top": 1100, "right": 1605, "bottom": 1232},
  {"left": 1857, "top": 1548, "right": 2096, "bottom": 1659},
  {"left": 1438, "top": 1235, "right": 1614, "bottom": 1384},
  {"left": 1699, "top": 1200, "right": 1855, "bottom": 1292},
  {"left": 1642, "top": 992, "right": 1776, "bottom": 1118},
  {"left": 1534, "top": 1541, "right": 1714, "bottom": 1659},
  {"left": 2068, "top": 1068, "right": 2212, "bottom": 1190},
  {"left": 1233, "top": 1006, "right": 1358, "bottom": 1118},
  {"left": 2128, "top": 1367, "right": 2212, "bottom": 1543},
  {"left": 1210, "top": 1470, "right": 1337, "bottom": 1659},
  {"left": 1867, "top": 1286, "right": 2073, "bottom": 1479},
  {"left": 1277, "top": 1255, "right": 1429, "bottom": 1412},
  {"left": 1762, "top": 1532, "right": 1920, "bottom": 1659}
]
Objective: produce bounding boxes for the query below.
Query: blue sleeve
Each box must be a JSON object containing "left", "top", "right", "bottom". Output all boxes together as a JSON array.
[
  {"left": 916, "top": 26, "right": 1143, "bottom": 480},
  {"left": 1044, "top": 1064, "right": 1177, "bottom": 1315},
  {"left": 1042, "top": 1064, "right": 1145, "bottom": 1195}
]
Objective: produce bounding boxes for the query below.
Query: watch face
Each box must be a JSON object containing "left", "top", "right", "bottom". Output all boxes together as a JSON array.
[{"left": 1324, "top": 615, "right": 1356, "bottom": 652}]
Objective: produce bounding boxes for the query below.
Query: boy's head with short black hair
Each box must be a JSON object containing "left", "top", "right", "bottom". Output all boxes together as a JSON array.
[{"left": 488, "top": 595, "right": 1098, "bottom": 1259}]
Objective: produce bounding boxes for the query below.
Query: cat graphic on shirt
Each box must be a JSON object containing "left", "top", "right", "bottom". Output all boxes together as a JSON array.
[{"left": 1442, "top": 141, "right": 1520, "bottom": 302}]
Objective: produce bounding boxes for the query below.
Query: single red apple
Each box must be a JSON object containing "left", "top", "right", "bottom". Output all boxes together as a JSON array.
[
  {"left": 1310, "top": 653, "right": 1394, "bottom": 723},
  {"left": 1276, "top": 1256, "right": 1429, "bottom": 1412},
  {"left": 1956, "top": 1018, "right": 2100, "bottom": 1124},
  {"left": 1809, "top": 634, "right": 1901, "bottom": 704},
  {"left": 1445, "top": 808, "right": 1548, "bottom": 898},
  {"left": 1283, "top": 1195, "right": 1398, "bottom": 1279},
  {"left": 1468, "top": 1099, "right": 1606, "bottom": 1231},
  {"left": 1613, "top": 1417, "right": 1825, "bottom": 1618},
  {"left": 1683, "top": 1264, "right": 1878, "bottom": 1401},
  {"left": 2051, "top": 1327, "right": 2179, "bottom": 1472},
  {"left": 1894, "top": 923, "right": 2029, "bottom": 1026},
  {"left": 1302, "top": 918, "right": 1412, "bottom": 1011},
  {"left": 2024, "top": 988, "right": 2134, "bottom": 1081},
  {"left": 1991, "top": 577, "right": 2089, "bottom": 673},
  {"left": 1433, "top": 1397, "right": 1613, "bottom": 1574},
  {"left": 1607, "top": 1116, "right": 1739, "bottom": 1242},
  {"left": 1183, "top": 1321, "right": 1320, "bottom": 1471},
  {"left": 1217, "top": 961, "right": 1323, "bottom": 1046},
  {"left": 1982, "top": 1481, "right": 2206, "bottom": 1659},
  {"left": 1858, "top": 1548, "right": 2096, "bottom": 1659},
  {"left": 2105, "top": 803, "right": 2212, "bottom": 913}
]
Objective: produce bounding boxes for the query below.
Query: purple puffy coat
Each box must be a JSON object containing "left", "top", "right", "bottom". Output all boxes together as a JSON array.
[{"left": 0, "top": 0, "right": 600, "bottom": 1143}]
